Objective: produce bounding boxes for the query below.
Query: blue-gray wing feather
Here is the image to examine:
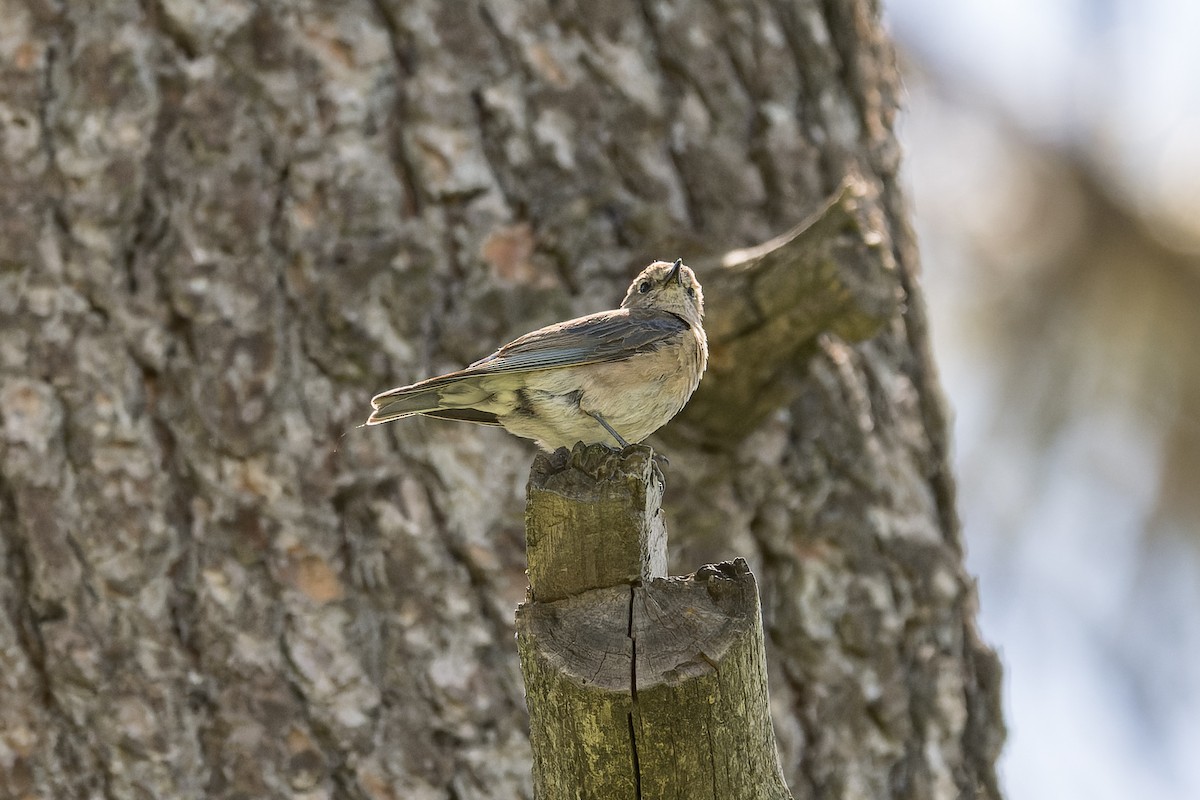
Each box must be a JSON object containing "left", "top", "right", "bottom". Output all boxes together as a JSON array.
[
  {"left": 468, "top": 308, "right": 688, "bottom": 373},
  {"left": 369, "top": 308, "right": 688, "bottom": 417}
]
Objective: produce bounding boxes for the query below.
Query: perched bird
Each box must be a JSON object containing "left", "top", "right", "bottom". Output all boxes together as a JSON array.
[{"left": 367, "top": 259, "right": 707, "bottom": 451}]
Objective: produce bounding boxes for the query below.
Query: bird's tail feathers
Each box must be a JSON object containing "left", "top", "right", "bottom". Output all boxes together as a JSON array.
[
  {"left": 366, "top": 385, "right": 447, "bottom": 425},
  {"left": 367, "top": 374, "right": 500, "bottom": 426}
]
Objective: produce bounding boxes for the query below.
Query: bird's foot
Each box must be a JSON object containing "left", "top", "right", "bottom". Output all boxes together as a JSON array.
[{"left": 586, "top": 410, "right": 631, "bottom": 449}]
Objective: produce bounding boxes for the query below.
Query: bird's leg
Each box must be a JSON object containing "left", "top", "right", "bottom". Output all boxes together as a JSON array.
[{"left": 586, "top": 411, "right": 630, "bottom": 449}]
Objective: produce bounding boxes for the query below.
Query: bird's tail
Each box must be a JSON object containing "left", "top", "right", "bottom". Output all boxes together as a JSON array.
[
  {"left": 367, "top": 385, "right": 446, "bottom": 424},
  {"left": 367, "top": 374, "right": 503, "bottom": 426}
]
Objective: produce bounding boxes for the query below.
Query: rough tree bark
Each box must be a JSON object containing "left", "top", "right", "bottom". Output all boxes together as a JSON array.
[{"left": 0, "top": 1, "right": 1003, "bottom": 799}]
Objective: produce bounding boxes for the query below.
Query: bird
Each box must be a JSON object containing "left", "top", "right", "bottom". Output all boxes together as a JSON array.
[{"left": 366, "top": 259, "right": 707, "bottom": 452}]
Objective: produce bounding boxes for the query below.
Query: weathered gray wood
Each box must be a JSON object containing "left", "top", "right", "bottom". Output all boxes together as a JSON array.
[
  {"left": 517, "top": 444, "right": 793, "bottom": 799},
  {"left": 525, "top": 443, "right": 668, "bottom": 602},
  {"left": 517, "top": 586, "right": 640, "bottom": 798},
  {"left": 631, "top": 562, "right": 790, "bottom": 800}
]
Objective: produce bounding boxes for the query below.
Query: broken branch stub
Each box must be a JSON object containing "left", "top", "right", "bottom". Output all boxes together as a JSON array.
[
  {"left": 669, "top": 175, "right": 902, "bottom": 446},
  {"left": 516, "top": 443, "right": 793, "bottom": 799},
  {"left": 524, "top": 442, "right": 668, "bottom": 602}
]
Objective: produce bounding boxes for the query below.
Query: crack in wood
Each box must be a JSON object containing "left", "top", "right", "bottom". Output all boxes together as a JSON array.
[{"left": 628, "top": 583, "right": 643, "bottom": 798}]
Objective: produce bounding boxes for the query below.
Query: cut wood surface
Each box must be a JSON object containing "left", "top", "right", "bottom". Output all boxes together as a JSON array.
[{"left": 517, "top": 444, "right": 792, "bottom": 799}]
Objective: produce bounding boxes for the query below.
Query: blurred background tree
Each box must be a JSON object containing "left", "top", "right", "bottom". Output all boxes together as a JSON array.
[{"left": 891, "top": 0, "right": 1200, "bottom": 797}]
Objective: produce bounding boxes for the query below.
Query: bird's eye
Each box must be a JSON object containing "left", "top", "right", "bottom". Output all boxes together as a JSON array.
[
  {"left": 685, "top": 286, "right": 695, "bottom": 298},
  {"left": 638, "top": 281, "right": 652, "bottom": 294}
]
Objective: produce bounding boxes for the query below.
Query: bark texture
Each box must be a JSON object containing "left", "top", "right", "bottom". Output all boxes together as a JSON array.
[{"left": 0, "top": 1, "right": 1003, "bottom": 799}]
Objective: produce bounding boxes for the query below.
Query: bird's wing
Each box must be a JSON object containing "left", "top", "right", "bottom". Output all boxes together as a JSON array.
[
  {"left": 369, "top": 308, "right": 687, "bottom": 413},
  {"left": 467, "top": 308, "right": 689, "bottom": 373}
]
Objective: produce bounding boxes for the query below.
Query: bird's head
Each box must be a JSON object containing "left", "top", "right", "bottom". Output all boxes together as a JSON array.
[{"left": 620, "top": 259, "right": 704, "bottom": 327}]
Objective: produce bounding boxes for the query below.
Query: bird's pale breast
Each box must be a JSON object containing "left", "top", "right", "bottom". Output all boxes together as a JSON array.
[{"left": 497, "top": 326, "right": 706, "bottom": 451}]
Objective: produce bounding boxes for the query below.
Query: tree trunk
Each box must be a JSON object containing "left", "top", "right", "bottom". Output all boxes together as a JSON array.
[{"left": 0, "top": 1, "right": 1004, "bottom": 799}]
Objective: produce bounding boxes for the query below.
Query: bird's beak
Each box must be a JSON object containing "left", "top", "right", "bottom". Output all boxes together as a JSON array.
[{"left": 666, "top": 258, "right": 683, "bottom": 285}]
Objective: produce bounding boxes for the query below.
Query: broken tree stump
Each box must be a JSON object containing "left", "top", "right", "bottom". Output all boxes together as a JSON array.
[{"left": 515, "top": 443, "right": 793, "bottom": 799}]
